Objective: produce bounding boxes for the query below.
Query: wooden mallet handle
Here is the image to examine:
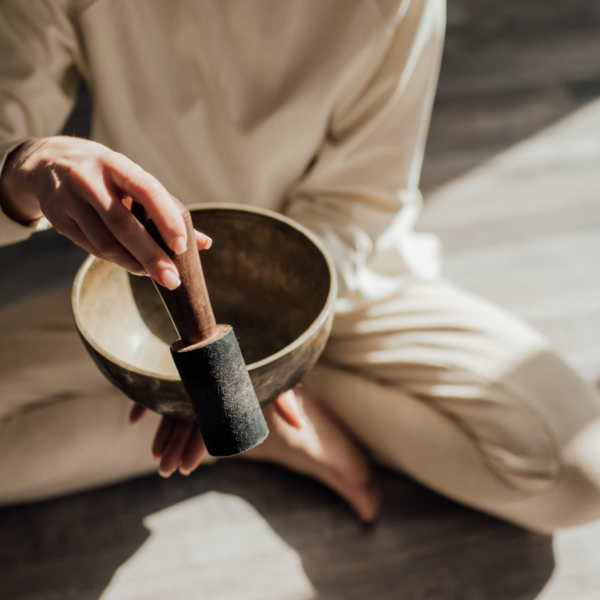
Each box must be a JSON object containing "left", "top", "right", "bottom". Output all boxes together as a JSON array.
[{"left": 132, "top": 198, "right": 217, "bottom": 346}]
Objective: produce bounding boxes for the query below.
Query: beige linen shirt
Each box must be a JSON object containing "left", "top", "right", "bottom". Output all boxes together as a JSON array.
[{"left": 0, "top": 0, "right": 444, "bottom": 311}]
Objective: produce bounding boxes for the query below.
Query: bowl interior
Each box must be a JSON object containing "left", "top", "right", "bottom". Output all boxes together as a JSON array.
[{"left": 75, "top": 207, "right": 332, "bottom": 377}]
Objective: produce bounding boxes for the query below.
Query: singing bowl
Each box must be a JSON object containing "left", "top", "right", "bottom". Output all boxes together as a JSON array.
[{"left": 72, "top": 204, "right": 337, "bottom": 420}]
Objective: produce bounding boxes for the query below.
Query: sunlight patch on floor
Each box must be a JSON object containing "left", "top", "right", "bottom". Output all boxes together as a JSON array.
[
  {"left": 100, "top": 492, "right": 316, "bottom": 600},
  {"left": 420, "top": 98, "right": 600, "bottom": 380}
]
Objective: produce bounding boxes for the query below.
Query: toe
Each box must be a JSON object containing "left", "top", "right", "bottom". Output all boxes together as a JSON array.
[{"left": 355, "top": 475, "right": 382, "bottom": 524}]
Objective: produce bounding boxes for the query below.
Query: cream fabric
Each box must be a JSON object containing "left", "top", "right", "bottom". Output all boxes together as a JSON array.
[
  {"left": 1, "top": 0, "right": 600, "bottom": 533},
  {"left": 2, "top": 280, "right": 600, "bottom": 534},
  {"left": 305, "top": 278, "right": 600, "bottom": 532},
  {"left": 0, "top": 0, "right": 443, "bottom": 307}
]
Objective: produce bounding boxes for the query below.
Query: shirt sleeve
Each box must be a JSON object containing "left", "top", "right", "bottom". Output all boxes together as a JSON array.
[
  {"left": 283, "top": 0, "right": 445, "bottom": 311},
  {"left": 0, "top": 0, "right": 81, "bottom": 246}
]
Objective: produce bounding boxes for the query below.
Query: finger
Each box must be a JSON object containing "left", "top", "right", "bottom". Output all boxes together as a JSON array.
[
  {"left": 94, "top": 197, "right": 180, "bottom": 286},
  {"left": 158, "top": 420, "right": 196, "bottom": 477},
  {"left": 195, "top": 230, "right": 213, "bottom": 251},
  {"left": 95, "top": 190, "right": 182, "bottom": 286},
  {"left": 179, "top": 427, "right": 207, "bottom": 475},
  {"left": 274, "top": 389, "right": 307, "bottom": 429},
  {"left": 65, "top": 164, "right": 187, "bottom": 288},
  {"left": 52, "top": 215, "right": 112, "bottom": 263},
  {"left": 129, "top": 404, "right": 148, "bottom": 425},
  {"left": 152, "top": 415, "right": 177, "bottom": 460},
  {"left": 105, "top": 153, "right": 187, "bottom": 254},
  {"left": 65, "top": 200, "right": 149, "bottom": 275}
]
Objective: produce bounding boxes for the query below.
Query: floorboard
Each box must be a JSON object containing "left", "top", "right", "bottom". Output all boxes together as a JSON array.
[{"left": 0, "top": 464, "right": 555, "bottom": 600}]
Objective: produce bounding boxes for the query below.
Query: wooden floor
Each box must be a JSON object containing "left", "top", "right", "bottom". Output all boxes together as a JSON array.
[{"left": 2, "top": 1, "right": 600, "bottom": 598}]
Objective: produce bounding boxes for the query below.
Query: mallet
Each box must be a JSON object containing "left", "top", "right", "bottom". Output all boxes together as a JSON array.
[{"left": 132, "top": 199, "right": 269, "bottom": 457}]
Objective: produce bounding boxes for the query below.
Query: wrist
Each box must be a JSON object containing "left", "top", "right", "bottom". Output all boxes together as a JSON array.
[{"left": 0, "top": 139, "right": 44, "bottom": 225}]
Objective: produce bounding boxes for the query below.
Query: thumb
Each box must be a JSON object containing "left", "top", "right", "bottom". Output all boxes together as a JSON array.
[
  {"left": 274, "top": 389, "right": 307, "bottom": 429},
  {"left": 129, "top": 403, "right": 148, "bottom": 425}
]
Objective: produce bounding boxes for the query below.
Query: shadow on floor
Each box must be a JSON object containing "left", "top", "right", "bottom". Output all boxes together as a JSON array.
[{"left": 0, "top": 462, "right": 554, "bottom": 600}]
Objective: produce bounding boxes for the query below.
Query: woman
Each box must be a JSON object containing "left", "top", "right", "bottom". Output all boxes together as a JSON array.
[{"left": 1, "top": 0, "right": 600, "bottom": 532}]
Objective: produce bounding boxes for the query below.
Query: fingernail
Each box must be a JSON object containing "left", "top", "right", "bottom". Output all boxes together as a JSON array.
[
  {"left": 172, "top": 236, "right": 187, "bottom": 255},
  {"left": 158, "top": 470, "right": 171, "bottom": 479},
  {"left": 179, "top": 468, "right": 190, "bottom": 476},
  {"left": 203, "top": 235, "right": 213, "bottom": 250},
  {"left": 162, "top": 270, "right": 181, "bottom": 290}
]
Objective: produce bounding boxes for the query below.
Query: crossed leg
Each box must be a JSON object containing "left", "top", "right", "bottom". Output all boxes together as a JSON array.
[
  {"left": 2, "top": 278, "right": 600, "bottom": 535},
  {"left": 0, "top": 285, "right": 162, "bottom": 504},
  {"left": 303, "top": 278, "right": 600, "bottom": 533}
]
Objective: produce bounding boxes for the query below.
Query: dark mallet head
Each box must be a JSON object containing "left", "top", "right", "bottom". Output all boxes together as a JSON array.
[
  {"left": 133, "top": 199, "right": 269, "bottom": 457},
  {"left": 171, "top": 325, "right": 268, "bottom": 456}
]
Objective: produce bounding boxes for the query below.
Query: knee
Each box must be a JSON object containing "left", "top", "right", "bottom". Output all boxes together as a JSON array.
[
  {"left": 454, "top": 346, "right": 600, "bottom": 529},
  {"left": 453, "top": 375, "right": 564, "bottom": 498},
  {"left": 513, "top": 461, "right": 600, "bottom": 534},
  {"left": 550, "top": 418, "right": 600, "bottom": 530},
  {"left": 486, "top": 416, "right": 600, "bottom": 533}
]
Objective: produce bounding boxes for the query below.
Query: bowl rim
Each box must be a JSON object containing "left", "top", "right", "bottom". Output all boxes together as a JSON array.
[{"left": 72, "top": 202, "right": 338, "bottom": 380}]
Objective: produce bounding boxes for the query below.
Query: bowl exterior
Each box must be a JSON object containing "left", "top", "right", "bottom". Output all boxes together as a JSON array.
[
  {"left": 78, "top": 308, "right": 333, "bottom": 420},
  {"left": 73, "top": 204, "right": 337, "bottom": 420}
]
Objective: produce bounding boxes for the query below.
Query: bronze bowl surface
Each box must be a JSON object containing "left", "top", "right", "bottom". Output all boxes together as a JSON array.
[{"left": 72, "top": 204, "right": 337, "bottom": 420}]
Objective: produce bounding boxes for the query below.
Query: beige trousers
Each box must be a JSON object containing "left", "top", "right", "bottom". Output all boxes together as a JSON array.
[{"left": 2, "top": 279, "right": 600, "bottom": 533}]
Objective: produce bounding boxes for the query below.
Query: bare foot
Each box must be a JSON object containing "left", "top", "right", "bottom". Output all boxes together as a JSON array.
[{"left": 240, "top": 388, "right": 381, "bottom": 523}]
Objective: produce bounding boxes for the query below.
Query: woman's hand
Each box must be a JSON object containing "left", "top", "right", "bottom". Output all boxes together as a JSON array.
[
  {"left": 129, "top": 404, "right": 208, "bottom": 477},
  {"left": 128, "top": 390, "right": 306, "bottom": 478},
  {"left": 0, "top": 136, "right": 211, "bottom": 289}
]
